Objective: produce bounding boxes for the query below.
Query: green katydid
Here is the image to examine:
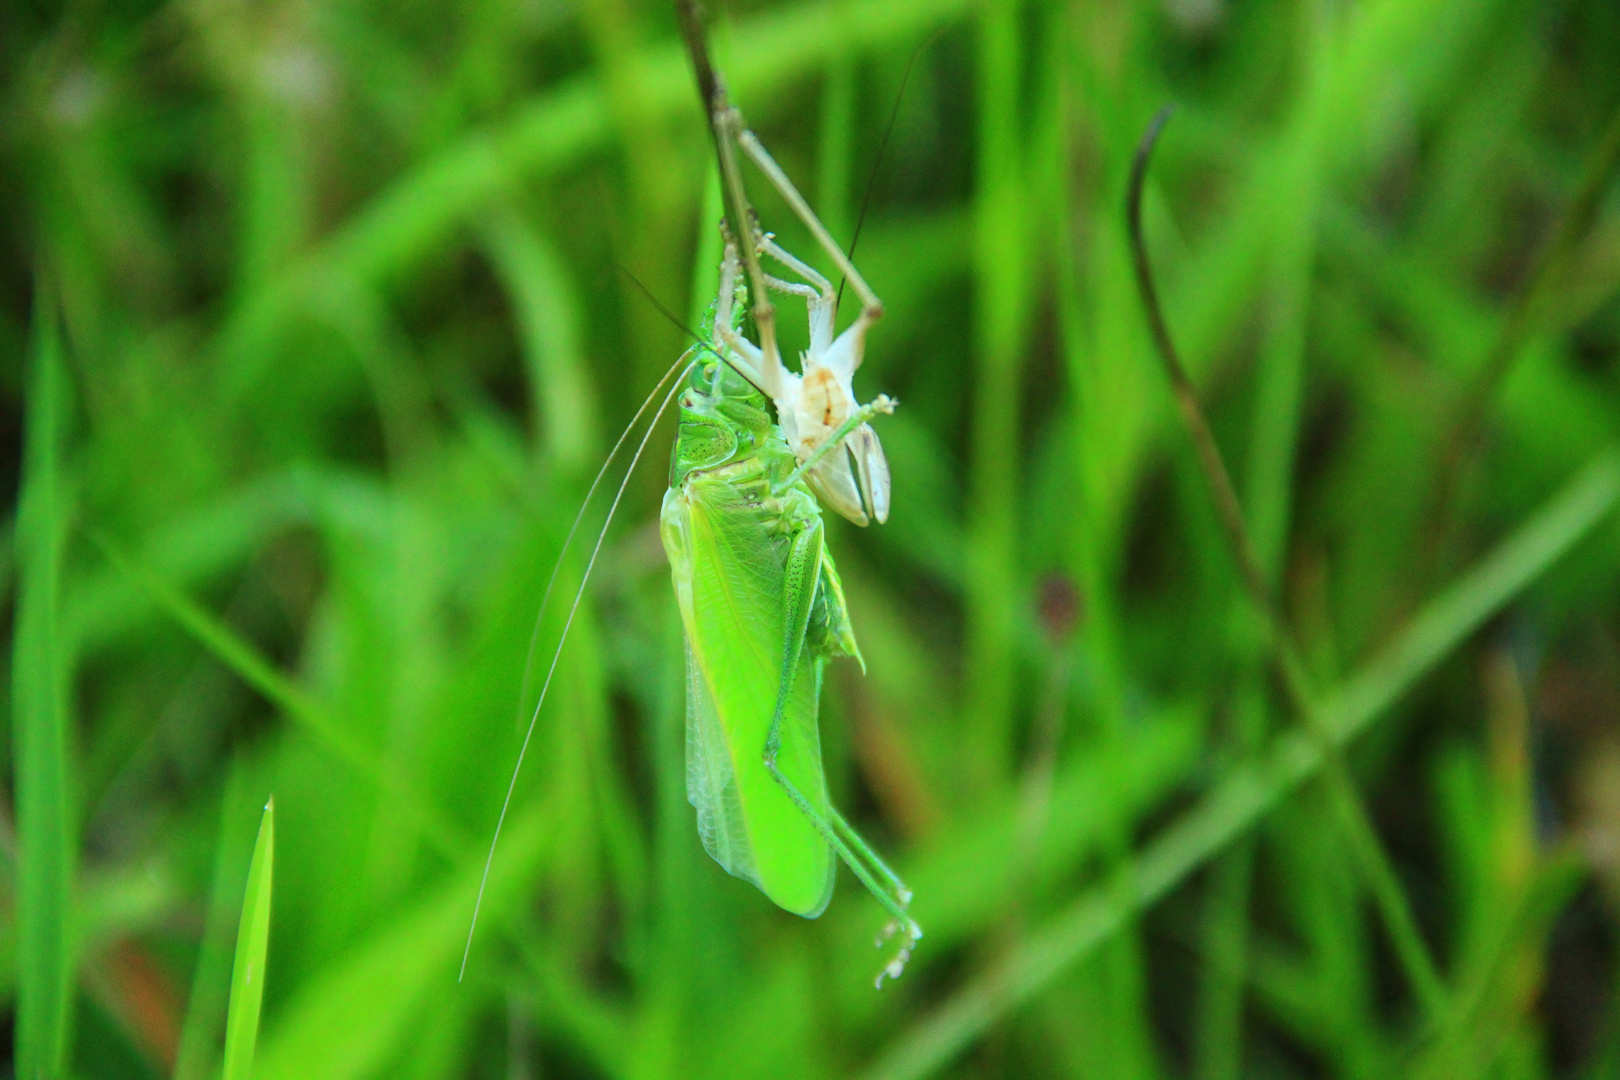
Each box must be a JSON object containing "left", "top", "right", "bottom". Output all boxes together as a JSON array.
[
  {"left": 662, "top": 120, "right": 920, "bottom": 977},
  {"left": 465, "top": 107, "right": 919, "bottom": 987}
]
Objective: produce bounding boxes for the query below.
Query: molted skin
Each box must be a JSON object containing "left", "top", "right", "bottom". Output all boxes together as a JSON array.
[
  {"left": 661, "top": 355, "right": 859, "bottom": 916},
  {"left": 710, "top": 234, "right": 894, "bottom": 527}
]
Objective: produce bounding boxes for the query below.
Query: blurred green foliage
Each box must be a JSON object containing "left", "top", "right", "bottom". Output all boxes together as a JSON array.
[{"left": 4, "top": 0, "right": 1620, "bottom": 1077}]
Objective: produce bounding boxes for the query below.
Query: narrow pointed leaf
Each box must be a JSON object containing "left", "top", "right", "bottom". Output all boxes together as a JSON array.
[
  {"left": 13, "top": 281, "right": 74, "bottom": 1080},
  {"left": 222, "top": 798, "right": 276, "bottom": 1080}
]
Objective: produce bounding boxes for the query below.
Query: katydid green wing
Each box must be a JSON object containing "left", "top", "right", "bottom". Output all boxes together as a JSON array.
[{"left": 662, "top": 472, "right": 835, "bottom": 917}]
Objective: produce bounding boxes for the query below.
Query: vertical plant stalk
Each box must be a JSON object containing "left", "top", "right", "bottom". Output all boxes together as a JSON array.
[
  {"left": 1043, "top": 15, "right": 1161, "bottom": 1069},
  {"left": 1421, "top": 101, "right": 1620, "bottom": 574},
  {"left": 1194, "top": 835, "right": 1256, "bottom": 1080},
  {"left": 222, "top": 798, "right": 276, "bottom": 1080},
  {"left": 14, "top": 278, "right": 74, "bottom": 1080},
  {"left": 1127, "top": 105, "right": 1448, "bottom": 1023},
  {"left": 962, "top": 0, "right": 1031, "bottom": 799},
  {"left": 674, "top": 0, "right": 778, "bottom": 366},
  {"left": 1193, "top": 689, "right": 1266, "bottom": 1080},
  {"left": 1198, "top": 16, "right": 1325, "bottom": 1057}
]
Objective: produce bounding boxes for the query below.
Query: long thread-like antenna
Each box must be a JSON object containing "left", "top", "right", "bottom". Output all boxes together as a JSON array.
[
  {"left": 509, "top": 355, "right": 689, "bottom": 737},
  {"left": 615, "top": 264, "right": 703, "bottom": 343},
  {"left": 462, "top": 362, "right": 694, "bottom": 981},
  {"left": 837, "top": 27, "right": 941, "bottom": 311}
]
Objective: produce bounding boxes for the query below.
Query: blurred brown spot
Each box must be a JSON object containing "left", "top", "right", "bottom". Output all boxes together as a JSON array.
[
  {"left": 100, "top": 939, "right": 182, "bottom": 1070},
  {"left": 1035, "top": 572, "right": 1083, "bottom": 645},
  {"left": 1576, "top": 744, "right": 1620, "bottom": 901},
  {"left": 1538, "top": 639, "right": 1620, "bottom": 904},
  {"left": 1538, "top": 654, "right": 1620, "bottom": 740},
  {"left": 845, "top": 677, "right": 943, "bottom": 842}
]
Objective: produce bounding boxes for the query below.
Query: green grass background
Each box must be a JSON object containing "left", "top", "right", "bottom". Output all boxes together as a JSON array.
[{"left": 4, "top": 0, "right": 1620, "bottom": 1076}]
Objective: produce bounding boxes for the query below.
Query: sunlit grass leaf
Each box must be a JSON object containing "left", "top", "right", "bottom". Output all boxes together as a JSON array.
[
  {"left": 173, "top": 760, "right": 258, "bottom": 1080},
  {"left": 92, "top": 533, "right": 467, "bottom": 857},
  {"left": 223, "top": 797, "right": 276, "bottom": 1080}
]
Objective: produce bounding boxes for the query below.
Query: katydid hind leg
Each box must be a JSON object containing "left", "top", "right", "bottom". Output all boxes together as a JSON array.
[
  {"left": 766, "top": 752, "right": 922, "bottom": 985},
  {"left": 763, "top": 521, "right": 921, "bottom": 980},
  {"left": 823, "top": 800, "right": 920, "bottom": 987},
  {"left": 826, "top": 803, "right": 910, "bottom": 905}
]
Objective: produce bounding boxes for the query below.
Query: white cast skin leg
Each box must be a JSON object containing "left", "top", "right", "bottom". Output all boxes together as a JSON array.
[{"left": 713, "top": 233, "right": 789, "bottom": 402}]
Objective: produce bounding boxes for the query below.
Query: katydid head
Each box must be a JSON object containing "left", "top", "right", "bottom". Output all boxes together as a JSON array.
[{"left": 669, "top": 353, "right": 773, "bottom": 486}]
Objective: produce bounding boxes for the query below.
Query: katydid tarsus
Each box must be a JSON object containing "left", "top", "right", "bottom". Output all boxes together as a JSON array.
[{"left": 464, "top": 104, "right": 918, "bottom": 987}]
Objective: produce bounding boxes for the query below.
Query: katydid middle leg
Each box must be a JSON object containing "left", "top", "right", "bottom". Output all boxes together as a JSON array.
[{"left": 762, "top": 521, "right": 921, "bottom": 979}]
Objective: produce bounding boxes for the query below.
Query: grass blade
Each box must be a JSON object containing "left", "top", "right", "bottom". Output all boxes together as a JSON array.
[
  {"left": 859, "top": 448, "right": 1620, "bottom": 1080},
  {"left": 13, "top": 280, "right": 74, "bottom": 1080},
  {"left": 252, "top": 803, "right": 565, "bottom": 1080},
  {"left": 173, "top": 760, "right": 257, "bottom": 1080},
  {"left": 222, "top": 798, "right": 276, "bottom": 1080},
  {"left": 1410, "top": 850, "right": 1587, "bottom": 1080}
]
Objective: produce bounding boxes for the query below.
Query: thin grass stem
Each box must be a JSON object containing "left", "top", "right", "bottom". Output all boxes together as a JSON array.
[
  {"left": 1421, "top": 99, "right": 1620, "bottom": 575},
  {"left": 861, "top": 448, "right": 1620, "bottom": 1080},
  {"left": 1128, "top": 104, "right": 1447, "bottom": 1023}
]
